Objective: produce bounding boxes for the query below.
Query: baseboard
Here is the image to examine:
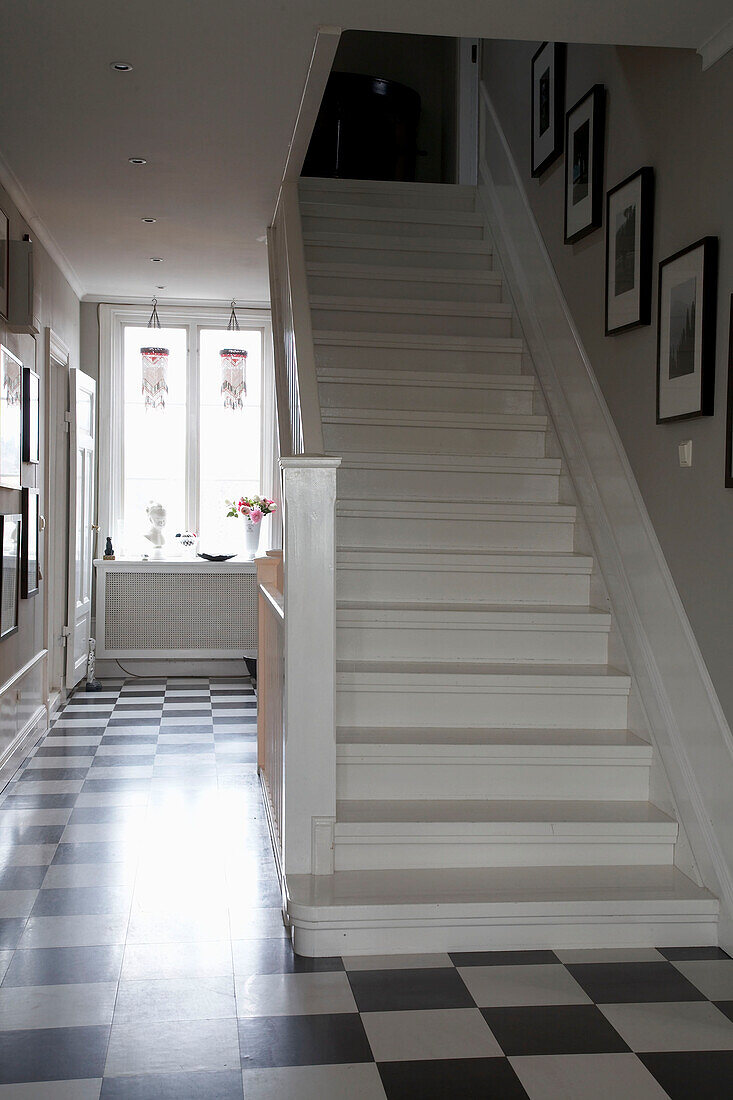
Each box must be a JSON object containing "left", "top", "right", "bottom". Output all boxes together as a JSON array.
[
  {"left": 95, "top": 658, "right": 250, "bottom": 680},
  {"left": 0, "top": 704, "right": 48, "bottom": 797}
]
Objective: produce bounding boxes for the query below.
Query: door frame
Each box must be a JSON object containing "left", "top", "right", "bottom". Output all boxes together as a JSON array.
[
  {"left": 44, "top": 327, "right": 71, "bottom": 705},
  {"left": 457, "top": 37, "right": 480, "bottom": 186}
]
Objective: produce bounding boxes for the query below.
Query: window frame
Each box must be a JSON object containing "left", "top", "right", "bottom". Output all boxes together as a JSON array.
[{"left": 98, "top": 303, "right": 274, "bottom": 552}]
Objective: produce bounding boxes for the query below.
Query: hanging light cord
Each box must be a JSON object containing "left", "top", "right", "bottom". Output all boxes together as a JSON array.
[
  {"left": 227, "top": 300, "right": 240, "bottom": 332},
  {"left": 147, "top": 297, "right": 162, "bottom": 329}
]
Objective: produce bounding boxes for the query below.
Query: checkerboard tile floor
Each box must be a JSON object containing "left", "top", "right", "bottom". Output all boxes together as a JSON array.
[{"left": 1, "top": 679, "right": 733, "bottom": 1097}]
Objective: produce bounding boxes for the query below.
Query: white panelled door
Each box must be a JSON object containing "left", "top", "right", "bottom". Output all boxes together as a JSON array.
[{"left": 66, "top": 369, "right": 97, "bottom": 687}]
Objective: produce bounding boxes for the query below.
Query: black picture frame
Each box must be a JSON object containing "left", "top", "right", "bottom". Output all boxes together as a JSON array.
[
  {"left": 605, "top": 167, "right": 655, "bottom": 335},
  {"left": 656, "top": 236, "right": 718, "bottom": 424},
  {"left": 0, "top": 513, "right": 21, "bottom": 640},
  {"left": 531, "top": 42, "right": 566, "bottom": 178},
  {"left": 22, "top": 367, "right": 40, "bottom": 465},
  {"left": 564, "top": 84, "right": 606, "bottom": 244},
  {"left": 0, "top": 207, "right": 8, "bottom": 321},
  {"left": 0, "top": 345, "right": 22, "bottom": 489},
  {"left": 21, "top": 488, "right": 40, "bottom": 599},
  {"left": 725, "top": 297, "right": 733, "bottom": 487}
]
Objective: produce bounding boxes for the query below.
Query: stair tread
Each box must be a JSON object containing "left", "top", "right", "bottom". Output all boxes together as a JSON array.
[
  {"left": 311, "top": 295, "right": 511, "bottom": 317},
  {"left": 338, "top": 547, "right": 591, "bottom": 567},
  {"left": 314, "top": 330, "right": 522, "bottom": 350},
  {"left": 318, "top": 369, "right": 533, "bottom": 389},
  {"left": 287, "top": 864, "right": 717, "bottom": 911},
  {"left": 336, "top": 799, "right": 674, "bottom": 826},
  {"left": 337, "top": 453, "right": 556, "bottom": 470},
  {"left": 337, "top": 601, "right": 607, "bottom": 616},
  {"left": 307, "top": 262, "right": 502, "bottom": 285},
  {"left": 301, "top": 201, "right": 485, "bottom": 226},
  {"left": 304, "top": 231, "right": 491, "bottom": 253},
  {"left": 337, "top": 660, "right": 629, "bottom": 682},
  {"left": 338, "top": 500, "right": 573, "bottom": 517},
  {"left": 337, "top": 727, "right": 650, "bottom": 749},
  {"left": 323, "top": 407, "right": 545, "bottom": 426}
]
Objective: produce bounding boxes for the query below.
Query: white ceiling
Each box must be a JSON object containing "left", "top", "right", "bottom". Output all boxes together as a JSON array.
[{"left": 0, "top": 0, "right": 730, "bottom": 304}]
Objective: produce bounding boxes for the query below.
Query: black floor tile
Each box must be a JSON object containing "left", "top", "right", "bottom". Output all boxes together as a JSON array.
[
  {"left": 713, "top": 1000, "right": 733, "bottom": 1024},
  {"left": 69, "top": 806, "right": 144, "bottom": 824},
  {"left": 238, "top": 1013, "right": 372, "bottom": 1068},
  {"left": 34, "top": 745, "right": 99, "bottom": 757},
  {"left": 378, "top": 1057, "right": 529, "bottom": 1100},
  {"left": 0, "top": 824, "right": 66, "bottom": 844},
  {"left": 0, "top": 865, "right": 49, "bottom": 890},
  {"left": 31, "top": 885, "right": 133, "bottom": 916},
  {"left": 2, "top": 944, "right": 124, "bottom": 986},
  {"left": 659, "top": 946, "right": 732, "bottom": 961},
  {"left": 17, "top": 769, "right": 89, "bottom": 783},
  {"left": 347, "top": 968, "right": 474, "bottom": 1013},
  {"left": 101, "top": 735, "right": 158, "bottom": 745},
  {"left": 52, "top": 842, "right": 139, "bottom": 864},
  {"left": 234, "top": 939, "right": 343, "bottom": 975},
  {"left": 159, "top": 725, "right": 214, "bottom": 736},
  {"left": 1, "top": 793, "right": 80, "bottom": 809},
  {"left": 566, "top": 961, "right": 707, "bottom": 1003},
  {"left": 107, "top": 718, "right": 161, "bottom": 727},
  {"left": 90, "top": 756, "right": 156, "bottom": 767},
  {"left": 48, "top": 727, "right": 108, "bottom": 737},
  {"left": 640, "top": 1050, "right": 733, "bottom": 1099},
  {"left": 0, "top": 1025, "right": 110, "bottom": 1083},
  {"left": 82, "top": 779, "right": 153, "bottom": 792},
  {"left": 481, "top": 1004, "right": 629, "bottom": 1056},
  {"left": 0, "top": 918, "right": 26, "bottom": 950},
  {"left": 156, "top": 743, "right": 214, "bottom": 755},
  {"left": 449, "top": 950, "right": 559, "bottom": 967},
  {"left": 100, "top": 1070, "right": 244, "bottom": 1099}
]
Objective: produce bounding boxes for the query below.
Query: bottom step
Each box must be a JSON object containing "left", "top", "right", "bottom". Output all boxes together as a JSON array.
[{"left": 285, "top": 865, "right": 718, "bottom": 957}]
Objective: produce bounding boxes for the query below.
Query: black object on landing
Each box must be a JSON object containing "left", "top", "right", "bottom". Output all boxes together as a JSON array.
[{"left": 302, "top": 70, "right": 421, "bottom": 182}]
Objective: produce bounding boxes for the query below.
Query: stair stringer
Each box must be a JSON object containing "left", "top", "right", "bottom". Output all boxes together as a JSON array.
[{"left": 478, "top": 81, "right": 733, "bottom": 945}]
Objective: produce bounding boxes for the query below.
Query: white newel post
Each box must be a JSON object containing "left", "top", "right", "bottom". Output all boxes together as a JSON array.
[{"left": 281, "top": 456, "right": 341, "bottom": 876}]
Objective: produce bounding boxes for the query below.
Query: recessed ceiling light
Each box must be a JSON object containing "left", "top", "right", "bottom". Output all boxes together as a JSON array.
[
  {"left": 141, "top": 217, "right": 157, "bottom": 223},
  {"left": 128, "top": 156, "right": 147, "bottom": 165},
  {"left": 156, "top": 285, "right": 166, "bottom": 289},
  {"left": 110, "top": 62, "right": 133, "bottom": 72},
  {"left": 150, "top": 256, "right": 163, "bottom": 262}
]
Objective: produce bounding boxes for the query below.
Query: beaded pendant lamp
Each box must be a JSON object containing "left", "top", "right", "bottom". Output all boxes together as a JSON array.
[
  {"left": 220, "top": 301, "right": 247, "bottom": 411},
  {"left": 141, "top": 298, "right": 169, "bottom": 410}
]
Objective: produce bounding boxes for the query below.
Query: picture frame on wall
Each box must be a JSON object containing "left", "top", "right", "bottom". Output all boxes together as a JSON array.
[
  {"left": 0, "top": 513, "right": 21, "bottom": 640},
  {"left": 0, "top": 207, "right": 8, "bottom": 320},
  {"left": 564, "top": 84, "right": 606, "bottom": 244},
  {"left": 0, "top": 345, "right": 22, "bottom": 489},
  {"left": 22, "top": 367, "right": 40, "bottom": 464},
  {"left": 605, "top": 167, "right": 655, "bottom": 335},
  {"left": 531, "top": 42, "right": 566, "bottom": 177},
  {"left": 725, "top": 297, "right": 733, "bottom": 487},
  {"left": 657, "top": 236, "right": 718, "bottom": 423},
  {"left": 21, "top": 488, "right": 40, "bottom": 599}
]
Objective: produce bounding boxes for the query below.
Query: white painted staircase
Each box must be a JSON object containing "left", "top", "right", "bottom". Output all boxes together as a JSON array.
[{"left": 286, "top": 176, "right": 718, "bottom": 955}]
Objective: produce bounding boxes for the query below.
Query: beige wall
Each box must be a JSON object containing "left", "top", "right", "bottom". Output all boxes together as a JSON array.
[
  {"left": 0, "top": 179, "right": 80, "bottom": 692},
  {"left": 334, "top": 30, "right": 457, "bottom": 184},
  {"left": 481, "top": 40, "right": 733, "bottom": 728}
]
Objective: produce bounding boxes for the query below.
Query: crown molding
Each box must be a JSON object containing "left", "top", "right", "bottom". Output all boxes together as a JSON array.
[
  {"left": 698, "top": 16, "right": 733, "bottom": 70},
  {"left": 0, "top": 149, "right": 85, "bottom": 299}
]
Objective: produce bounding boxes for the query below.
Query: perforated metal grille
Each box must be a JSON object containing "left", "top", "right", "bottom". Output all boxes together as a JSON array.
[{"left": 104, "top": 571, "right": 258, "bottom": 653}]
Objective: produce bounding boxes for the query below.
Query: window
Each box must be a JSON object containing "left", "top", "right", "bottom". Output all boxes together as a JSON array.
[{"left": 99, "top": 305, "right": 273, "bottom": 556}]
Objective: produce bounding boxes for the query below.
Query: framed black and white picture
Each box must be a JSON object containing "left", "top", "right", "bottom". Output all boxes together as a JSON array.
[
  {"left": 22, "top": 367, "right": 40, "bottom": 464},
  {"left": 725, "top": 297, "right": 733, "bottom": 487},
  {"left": 605, "top": 167, "right": 655, "bottom": 335},
  {"left": 21, "top": 488, "right": 39, "bottom": 599},
  {"left": 531, "top": 42, "right": 566, "bottom": 177},
  {"left": 657, "top": 236, "right": 718, "bottom": 423},
  {"left": 564, "top": 84, "right": 606, "bottom": 244},
  {"left": 0, "top": 345, "right": 22, "bottom": 489},
  {"left": 0, "top": 513, "right": 21, "bottom": 640},
  {"left": 0, "top": 207, "right": 8, "bottom": 320}
]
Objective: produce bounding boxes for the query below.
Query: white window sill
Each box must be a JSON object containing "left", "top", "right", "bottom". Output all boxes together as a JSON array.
[{"left": 93, "top": 556, "right": 258, "bottom": 571}]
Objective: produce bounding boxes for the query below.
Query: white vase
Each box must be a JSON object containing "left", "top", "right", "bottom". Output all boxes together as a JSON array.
[{"left": 242, "top": 518, "right": 261, "bottom": 559}]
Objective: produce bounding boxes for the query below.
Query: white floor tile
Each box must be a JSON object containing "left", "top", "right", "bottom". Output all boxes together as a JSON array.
[
  {"left": 0, "top": 1082, "right": 102, "bottom": 1099},
  {"left": 0, "top": 982, "right": 118, "bottom": 1030},
  {"left": 510, "top": 1053, "right": 669, "bottom": 1099},
  {"left": 458, "top": 964, "right": 592, "bottom": 1008},
  {"left": 235, "top": 972, "right": 358, "bottom": 1017},
  {"left": 343, "top": 953, "right": 453, "bottom": 971},
  {"left": 670, "top": 959, "right": 733, "bottom": 1000},
  {"left": 18, "top": 914, "right": 131, "bottom": 949},
  {"left": 121, "top": 940, "right": 233, "bottom": 980},
  {"left": 104, "top": 1017, "right": 240, "bottom": 1076},
  {"left": 242, "top": 1064, "right": 387, "bottom": 1100},
  {"left": 362, "top": 1007, "right": 503, "bottom": 1061},
  {"left": 599, "top": 1000, "right": 733, "bottom": 1051}
]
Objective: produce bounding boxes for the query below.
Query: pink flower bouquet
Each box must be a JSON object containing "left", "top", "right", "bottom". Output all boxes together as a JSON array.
[{"left": 226, "top": 495, "right": 277, "bottom": 525}]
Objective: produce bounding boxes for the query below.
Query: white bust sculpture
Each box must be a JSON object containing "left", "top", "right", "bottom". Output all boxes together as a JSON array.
[{"left": 144, "top": 501, "right": 167, "bottom": 552}]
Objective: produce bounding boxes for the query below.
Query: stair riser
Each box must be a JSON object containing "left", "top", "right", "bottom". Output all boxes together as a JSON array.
[
  {"left": 333, "top": 837, "right": 675, "bottom": 871},
  {"left": 311, "top": 306, "right": 512, "bottom": 339},
  {"left": 305, "top": 242, "right": 493, "bottom": 271},
  {"left": 299, "top": 185, "right": 477, "bottom": 212},
  {"left": 336, "top": 689, "right": 629, "bottom": 730},
  {"left": 336, "top": 567, "right": 591, "bottom": 605},
  {"left": 337, "top": 762, "right": 651, "bottom": 802},
  {"left": 302, "top": 214, "right": 484, "bottom": 240},
  {"left": 324, "top": 423, "right": 546, "bottom": 457},
  {"left": 307, "top": 273, "right": 504, "bottom": 303},
  {"left": 337, "top": 515, "right": 574, "bottom": 553},
  {"left": 315, "top": 342, "right": 524, "bottom": 376},
  {"left": 320, "top": 381, "right": 534, "bottom": 416},
  {"left": 336, "top": 466, "right": 558, "bottom": 503},
  {"left": 337, "top": 624, "right": 609, "bottom": 664}
]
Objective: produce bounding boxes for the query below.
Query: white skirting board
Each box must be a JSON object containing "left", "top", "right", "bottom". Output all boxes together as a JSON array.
[{"left": 477, "top": 81, "right": 733, "bottom": 948}]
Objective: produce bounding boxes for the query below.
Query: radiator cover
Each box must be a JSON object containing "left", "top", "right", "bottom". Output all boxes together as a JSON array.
[{"left": 95, "top": 561, "right": 258, "bottom": 659}]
